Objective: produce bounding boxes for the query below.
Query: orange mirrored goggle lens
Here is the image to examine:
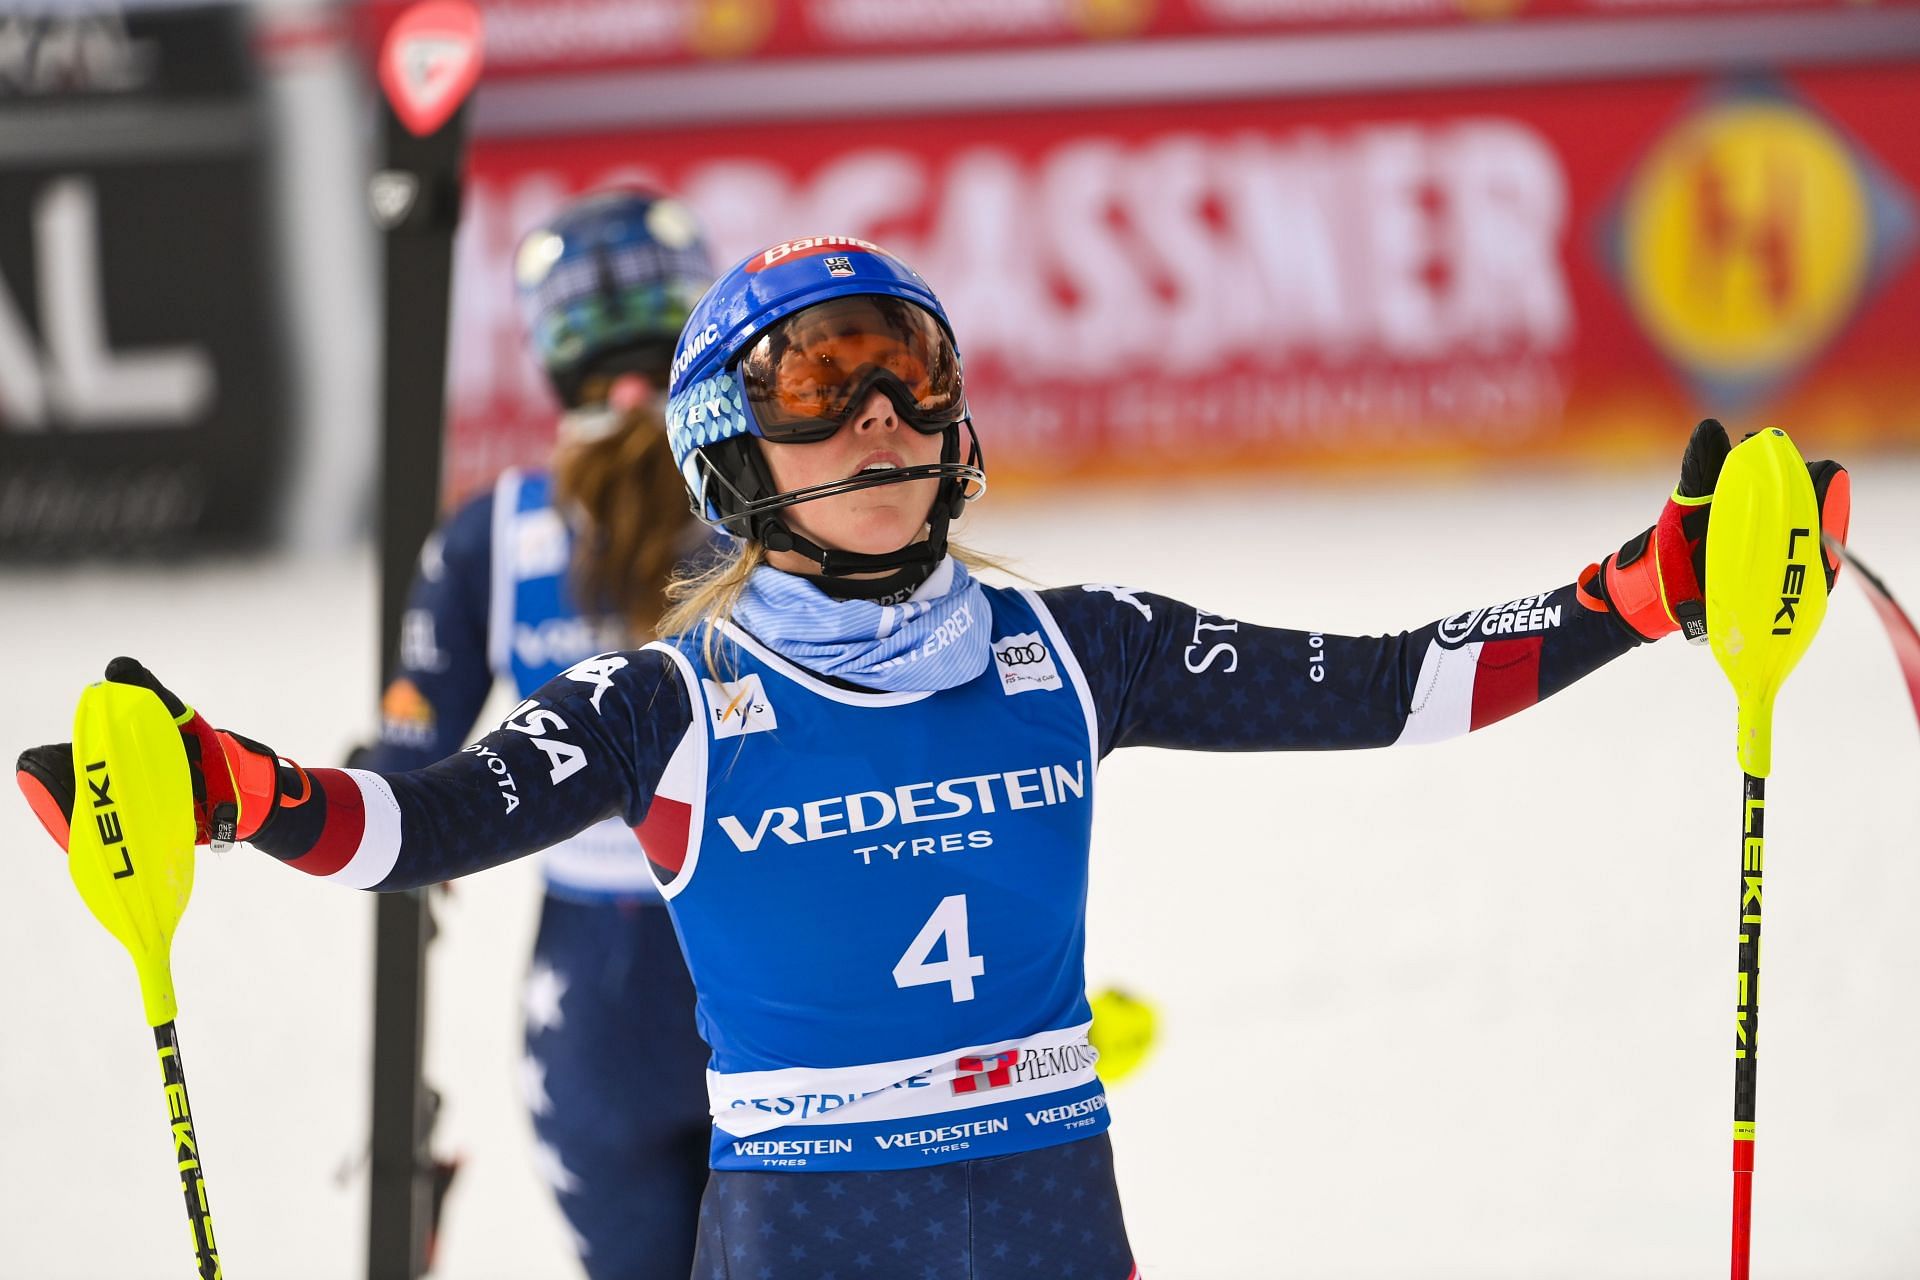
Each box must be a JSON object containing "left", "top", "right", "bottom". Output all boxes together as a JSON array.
[{"left": 739, "top": 296, "right": 964, "bottom": 441}]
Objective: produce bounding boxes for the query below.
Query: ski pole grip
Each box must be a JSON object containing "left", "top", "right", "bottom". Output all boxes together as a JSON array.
[
  {"left": 1704, "top": 428, "right": 1830, "bottom": 777},
  {"left": 68, "top": 680, "right": 199, "bottom": 1027}
]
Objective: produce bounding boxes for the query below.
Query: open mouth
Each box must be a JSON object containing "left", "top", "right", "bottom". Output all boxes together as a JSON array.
[{"left": 851, "top": 452, "right": 905, "bottom": 480}]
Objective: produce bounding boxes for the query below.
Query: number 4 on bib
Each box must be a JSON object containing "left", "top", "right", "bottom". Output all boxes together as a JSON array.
[{"left": 893, "top": 894, "right": 985, "bottom": 1003}]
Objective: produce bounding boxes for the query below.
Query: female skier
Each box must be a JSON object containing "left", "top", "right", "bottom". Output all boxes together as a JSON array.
[
  {"left": 18, "top": 237, "right": 1849, "bottom": 1278},
  {"left": 356, "top": 187, "right": 718, "bottom": 1278}
]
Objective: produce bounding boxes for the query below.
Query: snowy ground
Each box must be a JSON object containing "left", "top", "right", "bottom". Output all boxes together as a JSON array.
[{"left": 3, "top": 457, "right": 1918, "bottom": 1279}]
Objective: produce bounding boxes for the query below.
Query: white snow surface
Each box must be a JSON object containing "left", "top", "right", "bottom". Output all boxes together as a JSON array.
[{"left": 3, "top": 461, "right": 1918, "bottom": 1278}]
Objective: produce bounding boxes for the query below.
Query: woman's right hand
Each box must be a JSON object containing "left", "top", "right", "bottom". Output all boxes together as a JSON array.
[{"left": 16, "top": 657, "right": 283, "bottom": 853}]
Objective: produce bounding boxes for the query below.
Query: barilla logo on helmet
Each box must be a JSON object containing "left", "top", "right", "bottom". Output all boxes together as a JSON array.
[
  {"left": 666, "top": 236, "right": 944, "bottom": 397},
  {"left": 746, "top": 235, "right": 898, "bottom": 274}
]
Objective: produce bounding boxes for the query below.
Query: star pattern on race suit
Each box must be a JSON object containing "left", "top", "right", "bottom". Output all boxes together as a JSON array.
[
  {"left": 693, "top": 1138, "right": 1133, "bottom": 1279},
  {"left": 524, "top": 960, "right": 567, "bottom": 1035},
  {"left": 530, "top": 1137, "right": 580, "bottom": 1196},
  {"left": 418, "top": 529, "right": 446, "bottom": 583},
  {"left": 519, "top": 1050, "right": 552, "bottom": 1118},
  {"left": 1039, "top": 584, "right": 1406, "bottom": 755}
]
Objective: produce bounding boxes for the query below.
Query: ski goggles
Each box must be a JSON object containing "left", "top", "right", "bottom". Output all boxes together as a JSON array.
[{"left": 736, "top": 295, "right": 966, "bottom": 443}]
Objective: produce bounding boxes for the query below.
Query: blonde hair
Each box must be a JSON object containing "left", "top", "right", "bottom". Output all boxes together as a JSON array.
[{"left": 660, "top": 534, "right": 1019, "bottom": 680}]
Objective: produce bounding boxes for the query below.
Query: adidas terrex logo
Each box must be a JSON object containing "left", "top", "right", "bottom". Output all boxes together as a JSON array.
[{"left": 716, "top": 760, "right": 1088, "bottom": 852}]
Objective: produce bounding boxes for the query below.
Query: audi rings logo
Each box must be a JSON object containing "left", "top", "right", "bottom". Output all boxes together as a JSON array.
[
  {"left": 993, "top": 631, "right": 1064, "bottom": 695},
  {"left": 996, "top": 640, "right": 1050, "bottom": 667}
]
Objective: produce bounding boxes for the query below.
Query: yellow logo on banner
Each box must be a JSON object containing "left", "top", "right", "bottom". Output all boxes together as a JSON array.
[
  {"left": 689, "top": 0, "right": 774, "bottom": 59},
  {"left": 1621, "top": 99, "right": 1872, "bottom": 379},
  {"left": 1070, "top": 0, "right": 1158, "bottom": 38},
  {"left": 1454, "top": 0, "right": 1529, "bottom": 21}
]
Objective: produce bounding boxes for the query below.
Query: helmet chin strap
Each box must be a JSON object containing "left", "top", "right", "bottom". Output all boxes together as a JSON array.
[
  {"left": 701, "top": 419, "right": 981, "bottom": 584},
  {"left": 807, "top": 560, "right": 940, "bottom": 604},
  {"left": 756, "top": 508, "right": 951, "bottom": 583}
]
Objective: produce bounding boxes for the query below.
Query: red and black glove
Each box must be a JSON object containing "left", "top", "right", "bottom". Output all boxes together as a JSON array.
[
  {"left": 16, "top": 657, "right": 284, "bottom": 853},
  {"left": 1578, "top": 419, "right": 1852, "bottom": 642}
]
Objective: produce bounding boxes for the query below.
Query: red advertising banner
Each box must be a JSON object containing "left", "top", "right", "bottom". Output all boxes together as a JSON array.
[
  {"left": 444, "top": 64, "right": 1919, "bottom": 504},
  {"left": 360, "top": 0, "right": 1920, "bottom": 76}
]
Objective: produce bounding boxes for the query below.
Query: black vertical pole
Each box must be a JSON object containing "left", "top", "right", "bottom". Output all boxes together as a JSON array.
[
  {"left": 1730, "top": 771, "right": 1765, "bottom": 1279},
  {"left": 367, "top": 10, "right": 478, "bottom": 1274},
  {"left": 154, "top": 1022, "right": 221, "bottom": 1280}
]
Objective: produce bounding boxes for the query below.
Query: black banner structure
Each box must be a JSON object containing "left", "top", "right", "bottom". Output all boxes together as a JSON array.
[
  {"left": 0, "top": 5, "right": 286, "bottom": 556},
  {"left": 366, "top": 3, "right": 483, "bottom": 1276}
]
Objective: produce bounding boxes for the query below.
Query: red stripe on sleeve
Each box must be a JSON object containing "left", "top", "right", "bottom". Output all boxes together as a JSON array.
[
  {"left": 286, "top": 769, "right": 367, "bottom": 878},
  {"left": 1469, "top": 636, "right": 1544, "bottom": 731},
  {"left": 635, "top": 795, "right": 692, "bottom": 876}
]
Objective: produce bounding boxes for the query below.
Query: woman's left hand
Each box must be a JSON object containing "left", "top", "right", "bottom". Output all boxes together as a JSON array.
[{"left": 1578, "top": 419, "right": 1852, "bottom": 643}]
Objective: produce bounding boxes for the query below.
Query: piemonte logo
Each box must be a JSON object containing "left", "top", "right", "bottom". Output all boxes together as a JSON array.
[
  {"left": 951, "top": 1050, "right": 1020, "bottom": 1095},
  {"left": 1602, "top": 83, "right": 1915, "bottom": 410}
]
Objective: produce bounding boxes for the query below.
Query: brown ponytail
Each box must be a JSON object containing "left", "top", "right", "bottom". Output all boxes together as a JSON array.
[{"left": 551, "top": 403, "right": 693, "bottom": 639}]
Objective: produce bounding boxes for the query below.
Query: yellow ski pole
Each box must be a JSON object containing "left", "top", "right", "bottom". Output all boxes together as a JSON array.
[
  {"left": 1702, "top": 428, "right": 1829, "bottom": 1280},
  {"left": 67, "top": 677, "right": 222, "bottom": 1279}
]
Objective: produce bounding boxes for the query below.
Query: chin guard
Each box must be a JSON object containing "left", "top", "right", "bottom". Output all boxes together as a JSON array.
[{"left": 691, "top": 420, "right": 985, "bottom": 576}]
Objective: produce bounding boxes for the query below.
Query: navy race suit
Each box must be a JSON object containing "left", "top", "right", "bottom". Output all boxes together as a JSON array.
[
  {"left": 359, "top": 468, "right": 713, "bottom": 1280},
  {"left": 272, "top": 574, "right": 1633, "bottom": 1175},
  {"left": 650, "top": 588, "right": 1108, "bottom": 1172}
]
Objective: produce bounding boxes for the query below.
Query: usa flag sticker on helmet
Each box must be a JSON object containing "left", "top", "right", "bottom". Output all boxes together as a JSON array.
[
  {"left": 378, "top": 0, "right": 484, "bottom": 139},
  {"left": 746, "top": 235, "right": 898, "bottom": 273}
]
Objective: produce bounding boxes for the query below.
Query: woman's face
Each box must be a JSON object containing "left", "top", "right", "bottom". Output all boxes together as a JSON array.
[{"left": 758, "top": 387, "right": 944, "bottom": 569}]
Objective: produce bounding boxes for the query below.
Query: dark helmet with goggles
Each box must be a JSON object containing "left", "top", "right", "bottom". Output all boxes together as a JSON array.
[
  {"left": 515, "top": 188, "right": 715, "bottom": 408},
  {"left": 665, "top": 237, "right": 985, "bottom": 577}
]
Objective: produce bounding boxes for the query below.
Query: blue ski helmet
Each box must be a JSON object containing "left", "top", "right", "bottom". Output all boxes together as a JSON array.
[
  {"left": 664, "top": 236, "right": 985, "bottom": 573},
  {"left": 514, "top": 188, "right": 715, "bottom": 407}
]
